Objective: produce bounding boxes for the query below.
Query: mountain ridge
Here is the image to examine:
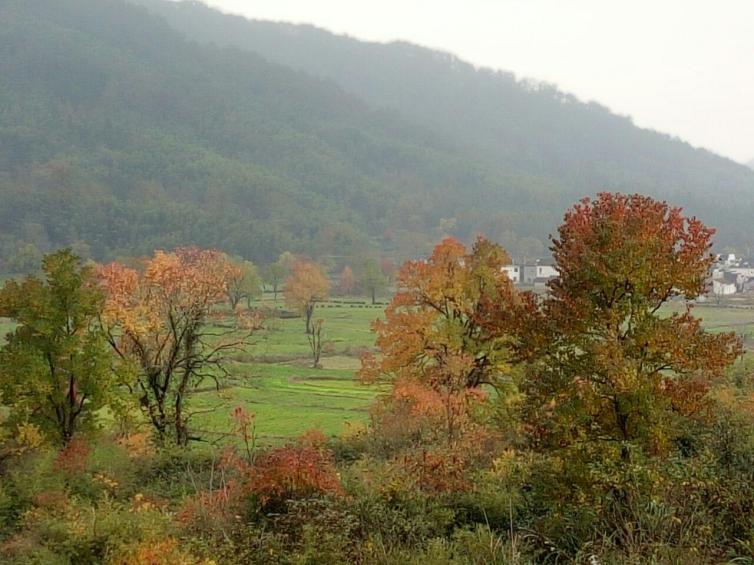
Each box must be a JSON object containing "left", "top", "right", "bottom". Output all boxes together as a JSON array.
[
  {"left": 131, "top": 0, "right": 754, "bottom": 243},
  {"left": 0, "top": 0, "right": 752, "bottom": 272}
]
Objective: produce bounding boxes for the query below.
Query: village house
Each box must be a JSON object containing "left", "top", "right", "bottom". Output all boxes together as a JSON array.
[
  {"left": 502, "top": 265, "right": 521, "bottom": 284},
  {"left": 522, "top": 259, "right": 558, "bottom": 285},
  {"left": 708, "top": 255, "right": 754, "bottom": 296},
  {"left": 503, "top": 259, "right": 558, "bottom": 287}
]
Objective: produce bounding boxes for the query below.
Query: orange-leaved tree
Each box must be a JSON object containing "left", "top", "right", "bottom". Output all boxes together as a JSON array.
[
  {"left": 524, "top": 193, "right": 741, "bottom": 459},
  {"left": 338, "top": 265, "right": 356, "bottom": 296},
  {"left": 360, "top": 237, "right": 526, "bottom": 443},
  {"left": 98, "top": 247, "right": 253, "bottom": 446},
  {"left": 284, "top": 259, "right": 330, "bottom": 334}
]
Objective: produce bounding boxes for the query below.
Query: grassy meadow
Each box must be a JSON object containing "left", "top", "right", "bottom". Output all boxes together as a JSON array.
[{"left": 189, "top": 295, "right": 386, "bottom": 445}]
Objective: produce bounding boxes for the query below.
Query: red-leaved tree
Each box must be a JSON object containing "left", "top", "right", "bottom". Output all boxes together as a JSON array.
[{"left": 523, "top": 193, "right": 741, "bottom": 458}]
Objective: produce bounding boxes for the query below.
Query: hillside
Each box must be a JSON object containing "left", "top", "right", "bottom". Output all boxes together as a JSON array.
[
  {"left": 0, "top": 0, "right": 753, "bottom": 272},
  {"left": 133, "top": 0, "right": 754, "bottom": 246}
]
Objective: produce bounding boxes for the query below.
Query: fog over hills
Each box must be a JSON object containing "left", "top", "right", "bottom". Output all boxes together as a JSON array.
[{"left": 1, "top": 0, "right": 753, "bottom": 271}]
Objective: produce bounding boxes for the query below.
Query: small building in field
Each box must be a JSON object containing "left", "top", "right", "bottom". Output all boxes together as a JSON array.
[
  {"left": 730, "top": 266, "right": 754, "bottom": 279},
  {"left": 535, "top": 264, "right": 558, "bottom": 279}
]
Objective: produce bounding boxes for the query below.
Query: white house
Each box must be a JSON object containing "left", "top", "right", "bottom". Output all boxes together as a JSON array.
[
  {"left": 712, "top": 278, "right": 737, "bottom": 296},
  {"left": 522, "top": 259, "right": 558, "bottom": 284},
  {"left": 502, "top": 265, "right": 520, "bottom": 284},
  {"left": 535, "top": 265, "right": 558, "bottom": 279}
]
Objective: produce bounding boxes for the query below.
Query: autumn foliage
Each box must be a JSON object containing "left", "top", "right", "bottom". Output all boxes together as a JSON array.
[
  {"left": 338, "top": 265, "right": 356, "bottom": 296},
  {"left": 0, "top": 193, "right": 751, "bottom": 563},
  {"left": 524, "top": 193, "right": 742, "bottom": 456},
  {"left": 245, "top": 434, "right": 343, "bottom": 509},
  {"left": 97, "top": 247, "right": 246, "bottom": 445},
  {"left": 360, "top": 237, "right": 524, "bottom": 442},
  {"left": 284, "top": 259, "right": 330, "bottom": 333}
]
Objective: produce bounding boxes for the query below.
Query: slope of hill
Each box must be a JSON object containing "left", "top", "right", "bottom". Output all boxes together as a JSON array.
[
  {"left": 0, "top": 0, "right": 753, "bottom": 272},
  {"left": 1, "top": 0, "right": 566, "bottom": 270},
  {"left": 134, "top": 0, "right": 754, "bottom": 246}
]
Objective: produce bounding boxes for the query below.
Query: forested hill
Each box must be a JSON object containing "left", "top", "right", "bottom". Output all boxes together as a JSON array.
[
  {"left": 132, "top": 0, "right": 754, "bottom": 243},
  {"left": 0, "top": 0, "right": 752, "bottom": 272},
  {"left": 1, "top": 0, "right": 555, "bottom": 269}
]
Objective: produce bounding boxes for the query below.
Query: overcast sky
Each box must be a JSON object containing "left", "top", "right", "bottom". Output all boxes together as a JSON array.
[{"left": 201, "top": 0, "right": 753, "bottom": 164}]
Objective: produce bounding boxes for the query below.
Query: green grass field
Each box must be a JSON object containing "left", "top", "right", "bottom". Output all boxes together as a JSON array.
[
  {"left": 189, "top": 296, "right": 386, "bottom": 444},
  {"left": 663, "top": 299, "right": 754, "bottom": 342}
]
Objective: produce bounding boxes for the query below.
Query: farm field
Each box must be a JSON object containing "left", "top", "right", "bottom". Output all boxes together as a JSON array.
[
  {"left": 189, "top": 295, "right": 386, "bottom": 445},
  {"left": 663, "top": 296, "right": 754, "bottom": 344}
]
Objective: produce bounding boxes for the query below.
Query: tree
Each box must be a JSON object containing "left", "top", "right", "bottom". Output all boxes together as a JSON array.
[
  {"left": 223, "top": 255, "right": 261, "bottom": 309},
  {"left": 98, "top": 247, "right": 250, "bottom": 446},
  {"left": 284, "top": 260, "right": 330, "bottom": 334},
  {"left": 6, "top": 243, "right": 43, "bottom": 274},
  {"left": 338, "top": 266, "right": 356, "bottom": 296},
  {"left": 263, "top": 251, "right": 294, "bottom": 302},
  {"left": 359, "top": 237, "right": 524, "bottom": 442},
  {"left": 360, "top": 258, "right": 387, "bottom": 305},
  {"left": 379, "top": 257, "right": 396, "bottom": 284},
  {"left": 307, "top": 318, "right": 325, "bottom": 368},
  {"left": 0, "top": 250, "right": 113, "bottom": 445},
  {"left": 524, "top": 193, "right": 741, "bottom": 459},
  {"left": 277, "top": 251, "right": 296, "bottom": 272}
]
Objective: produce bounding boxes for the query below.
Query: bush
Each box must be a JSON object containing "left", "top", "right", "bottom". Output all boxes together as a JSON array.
[{"left": 245, "top": 438, "right": 343, "bottom": 512}]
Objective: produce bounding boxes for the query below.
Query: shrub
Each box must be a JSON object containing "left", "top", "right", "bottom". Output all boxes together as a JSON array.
[{"left": 246, "top": 440, "right": 343, "bottom": 511}]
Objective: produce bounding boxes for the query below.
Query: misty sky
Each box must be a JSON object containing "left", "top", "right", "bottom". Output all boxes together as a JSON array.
[{"left": 200, "top": 0, "right": 754, "bottom": 164}]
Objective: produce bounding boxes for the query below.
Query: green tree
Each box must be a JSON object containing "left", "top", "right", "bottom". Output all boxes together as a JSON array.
[
  {"left": 0, "top": 250, "right": 113, "bottom": 445},
  {"left": 360, "top": 258, "right": 387, "bottom": 305},
  {"left": 263, "top": 252, "right": 295, "bottom": 302},
  {"left": 224, "top": 255, "right": 262, "bottom": 309}
]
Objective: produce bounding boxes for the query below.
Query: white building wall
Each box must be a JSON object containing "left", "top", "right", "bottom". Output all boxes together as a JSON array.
[
  {"left": 536, "top": 265, "right": 558, "bottom": 279},
  {"left": 712, "top": 279, "right": 737, "bottom": 296},
  {"left": 502, "top": 265, "right": 520, "bottom": 283}
]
